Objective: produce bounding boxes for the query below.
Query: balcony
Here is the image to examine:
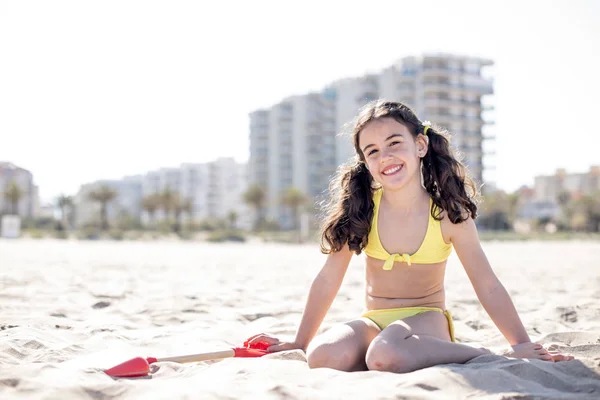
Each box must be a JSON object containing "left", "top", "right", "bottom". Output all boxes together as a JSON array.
[
  {"left": 424, "top": 98, "right": 484, "bottom": 111},
  {"left": 426, "top": 113, "right": 485, "bottom": 126},
  {"left": 422, "top": 81, "right": 493, "bottom": 95},
  {"left": 421, "top": 67, "right": 462, "bottom": 78}
]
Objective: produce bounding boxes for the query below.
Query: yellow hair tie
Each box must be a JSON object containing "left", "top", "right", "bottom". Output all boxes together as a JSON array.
[{"left": 422, "top": 121, "right": 431, "bottom": 136}]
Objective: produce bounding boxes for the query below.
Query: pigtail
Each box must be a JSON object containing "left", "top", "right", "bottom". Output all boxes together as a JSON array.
[
  {"left": 421, "top": 125, "right": 478, "bottom": 223},
  {"left": 319, "top": 159, "right": 374, "bottom": 255}
]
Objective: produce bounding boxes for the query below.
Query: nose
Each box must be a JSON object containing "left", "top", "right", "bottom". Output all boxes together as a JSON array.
[{"left": 380, "top": 147, "right": 393, "bottom": 162}]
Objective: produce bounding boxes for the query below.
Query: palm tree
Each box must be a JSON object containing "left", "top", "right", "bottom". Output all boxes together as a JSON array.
[
  {"left": 170, "top": 194, "right": 185, "bottom": 233},
  {"left": 281, "top": 187, "right": 307, "bottom": 231},
  {"left": 141, "top": 194, "right": 161, "bottom": 228},
  {"left": 181, "top": 198, "right": 193, "bottom": 229},
  {"left": 227, "top": 210, "right": 238, "bottom": 230},
  {"left": 88, "top": 185, "right": 117, "bottom": 230},
  {"left": 557, "top": 190, "right": 574, "bottom": 229},
  {"left": 243, "top": 184, "right": 266, "bottom": 231},
  {"left": 574, "top": 193, "right": 600, "bottom": 232},
  {"left": 160, "top": 187, "right": 175, "bottom": 224},
  {"left": 4, "top": 180, "right": 23, "bottom": 215},
  {"left": 57, "top": 194, "right": 74, "bottom": 230}
]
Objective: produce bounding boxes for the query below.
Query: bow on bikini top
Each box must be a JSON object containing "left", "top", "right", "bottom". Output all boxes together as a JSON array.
[{"left": 364, "top": 189, "right": 453, "bottom": 270}]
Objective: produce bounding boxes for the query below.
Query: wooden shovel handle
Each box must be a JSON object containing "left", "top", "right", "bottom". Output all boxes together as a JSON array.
[{"left": 157, "top": 349, "right": 235, "bottom": 363}]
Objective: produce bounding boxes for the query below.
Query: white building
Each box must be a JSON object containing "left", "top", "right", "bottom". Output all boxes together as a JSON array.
[
  {"left": 249, "top": 53, "right": 494, "bottom": 229},
  {"left": 534, "top": 166, "right": 600, "bottom": 203},
  {"left": 139, "top": 158, "right": 251, "bottom": 230},
  {"left": 250, "top": 93, "right": 337, "bottom": 228},
  {"left": 0, "top": 162, "right": 40, "bottom": 218},
  {"left": 74, "top": 176, "right": 143, "bottom": 228}
]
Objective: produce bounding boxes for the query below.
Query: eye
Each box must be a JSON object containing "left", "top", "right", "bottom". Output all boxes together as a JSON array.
[
  {"left": 367, "top": 149, "right": 378, "bottom": 156},
  {"left": 389, "top": 141, "right": 400, "bottom": 147}
]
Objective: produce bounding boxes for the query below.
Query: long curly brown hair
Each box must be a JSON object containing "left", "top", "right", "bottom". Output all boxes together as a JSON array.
[{"left": 320, "top": 100, "right": 479, "bottom": 255}]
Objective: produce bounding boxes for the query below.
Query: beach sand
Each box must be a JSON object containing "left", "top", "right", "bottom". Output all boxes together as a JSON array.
[{"left": 1, "top": 239, "right": 599, "bottom": 399}]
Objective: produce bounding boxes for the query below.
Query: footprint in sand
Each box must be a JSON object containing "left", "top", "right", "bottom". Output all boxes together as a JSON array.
[
  {"left": 415, "top": 383, "right": 440, "bottom": 391},
  {"left": 92, "top": 301, "right": 111, "bottom": 309},
  {"left": 0, "top": 378, "right": 19, "bottom": 388},
  {"left": 557, "top": 307, "right": 578, "bottom": 323}
]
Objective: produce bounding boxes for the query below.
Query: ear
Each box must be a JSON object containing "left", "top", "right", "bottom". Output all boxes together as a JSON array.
[{"left": 415, "top": 134, "right": 429, "bottom": 158}]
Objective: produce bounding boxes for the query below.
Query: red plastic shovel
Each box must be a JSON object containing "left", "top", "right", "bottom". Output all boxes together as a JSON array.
[{"left": 104, "top": 340, "right": 270, "bottom": 378}]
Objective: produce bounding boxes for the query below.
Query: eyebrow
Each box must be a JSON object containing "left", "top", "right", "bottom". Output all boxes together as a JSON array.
[{"left": 362, "top": 133, "right": 403, "bottom": 153}]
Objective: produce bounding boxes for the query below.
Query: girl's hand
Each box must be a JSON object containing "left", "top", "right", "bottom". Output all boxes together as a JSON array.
[
  {"left": 245, "top": 333, "right": 305, "bottom": 353},
  {"left": 506, "top": 342, "right": 574, "bottom": 362}
]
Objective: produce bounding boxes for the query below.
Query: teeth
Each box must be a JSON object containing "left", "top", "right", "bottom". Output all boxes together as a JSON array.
[{"left": 383, "top": 165, "right": 401, "bottom": 175}]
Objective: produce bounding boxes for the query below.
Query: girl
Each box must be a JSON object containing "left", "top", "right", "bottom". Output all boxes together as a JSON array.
[{"left": 249, "top": 100, "right": 573, "bottom": 373}]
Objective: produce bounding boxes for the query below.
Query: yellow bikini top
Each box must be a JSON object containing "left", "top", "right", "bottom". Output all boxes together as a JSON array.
[{"left": 364, "top": 188, "right": 453, "bottom": 270}]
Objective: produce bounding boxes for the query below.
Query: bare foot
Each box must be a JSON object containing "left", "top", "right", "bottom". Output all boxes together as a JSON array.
[{"left": 502, "top": 342, "right": 574, "bottom": 362}]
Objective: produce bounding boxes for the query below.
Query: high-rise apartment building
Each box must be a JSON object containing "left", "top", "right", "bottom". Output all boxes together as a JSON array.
[{"left": 249, "top": 53, "right": 494, "bottom": 229}]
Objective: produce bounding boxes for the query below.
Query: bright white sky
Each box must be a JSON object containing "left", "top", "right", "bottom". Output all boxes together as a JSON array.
[{"left": 1, "top": 0, "right": 599, "bottom": 203}]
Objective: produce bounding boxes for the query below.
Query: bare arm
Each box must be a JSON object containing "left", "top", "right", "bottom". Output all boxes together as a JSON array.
[
  {"left": 449, "top": 217, "right": 531, "bottom": 346},
  {"left": 293, "top": 244, "right": 354, "bottom": 350}
]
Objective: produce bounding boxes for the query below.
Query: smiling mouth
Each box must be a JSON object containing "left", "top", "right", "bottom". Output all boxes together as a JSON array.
[{"left": 381, "top": 164, "right": 403, "bottom": 176}]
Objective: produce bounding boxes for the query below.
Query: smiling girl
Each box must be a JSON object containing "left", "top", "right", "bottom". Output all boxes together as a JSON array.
[{"left": 249, "top": 100, "right": 572, "bottom": 372}]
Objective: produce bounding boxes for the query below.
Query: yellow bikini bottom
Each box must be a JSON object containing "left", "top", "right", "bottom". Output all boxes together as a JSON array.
[{"left": 361, "top": 306, "right": 455, "bottom": 342}]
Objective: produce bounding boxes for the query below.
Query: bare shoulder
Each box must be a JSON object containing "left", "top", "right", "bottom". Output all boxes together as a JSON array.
[{"left": 438, "top": 209, "right": 477, "bottom": 244}]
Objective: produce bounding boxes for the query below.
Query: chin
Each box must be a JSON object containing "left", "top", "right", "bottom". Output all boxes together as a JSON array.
[
  {"left": 379, "top": 176, "right": 410, "bottom": 191},
  {"left": 378, "top": 171, "right": 418, "bottom": 191}
]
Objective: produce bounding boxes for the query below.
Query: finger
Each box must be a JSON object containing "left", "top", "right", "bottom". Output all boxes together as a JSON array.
[
  {"left": 246, "top": 333, "right": 265, "bottom": 342},
  {"left": 536, "top": 349, "right": 549, "bottom": 355},
  {"left": 247, "top": 335, "right": 270, "bottom": 345},
  {"left": 250, "top": 336, "right": 280, "bottom": 346},
  {"left": 267, "top": 343, "right": 284, "bottom": 353},
  {"left": 533, "top": 343, "right": 543, "bottom": 350},
  {"left": 540, "top": 354, "right": 553, "bottom": 362}
]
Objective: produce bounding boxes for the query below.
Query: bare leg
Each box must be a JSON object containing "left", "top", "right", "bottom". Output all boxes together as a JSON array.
[
  {"left": 306, "top": 318, "right": 380, "bottom": 371},
  {"left": 366, "top": 311, "right": 489, "bottom": 373},
  {"left": 366, "top": 311, "right": 573, "bottom": 373}
]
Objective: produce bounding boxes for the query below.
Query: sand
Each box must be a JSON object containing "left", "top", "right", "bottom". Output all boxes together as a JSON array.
[{"left": 0, "top": 238, "right": 599, "bottom": 399}]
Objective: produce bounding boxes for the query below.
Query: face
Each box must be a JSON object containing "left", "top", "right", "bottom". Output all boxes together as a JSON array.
[{"left": 358, "top": 117, "right": 428, "bottom": 190}]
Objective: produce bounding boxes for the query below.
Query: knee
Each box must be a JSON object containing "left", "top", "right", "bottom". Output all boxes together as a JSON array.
[
  {"left": 306, "top": 343, "right": 357, "bottom": 371},
  {"left": 365, "top": 340, "right": 415, "bottom": 373}
]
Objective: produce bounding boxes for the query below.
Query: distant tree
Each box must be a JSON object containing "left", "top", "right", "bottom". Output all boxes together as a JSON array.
[
  {"left": 171, "top": 195, "right": 193, "bottom": 233},
  {"left": 181, "top": 198, "right": 193, "bottom": 228},
  {"left": 227, "top": 210, "right": 238, "bottom": 230},
  {"left": 141, "top": 194, "right": 161, "bottom": 228},
  {"left": 478, "top": 190, "right": 511, "bottom": 231},
  {"left": 243, "top": 184, "right": 266, "bottom": 231},
  {"left": 160, "top": 187, "right": 175, "bottom": 223},
  {"left": 574, "top": 193, "right": 600, "bottom": 232},
  {"left": 57, "top": 194, "right": 74, "bottom": 230},
  {"left": 88, "top": 186, "right": 117, "bottom": 230},
  {"left": 557, "top": 191, "right": 571, "bottom": 207},
  {"left": 507, "top": 193, "right": 520, "bottom": 223},
  {"left": 556, "top": 191, "right": 574, "bottom": 230},
  {"left": 281, "top": 187, "right": 307, "bottom": 231},
  {"left": 4, "top": 180, "right": 23, "bottom": 215}
]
